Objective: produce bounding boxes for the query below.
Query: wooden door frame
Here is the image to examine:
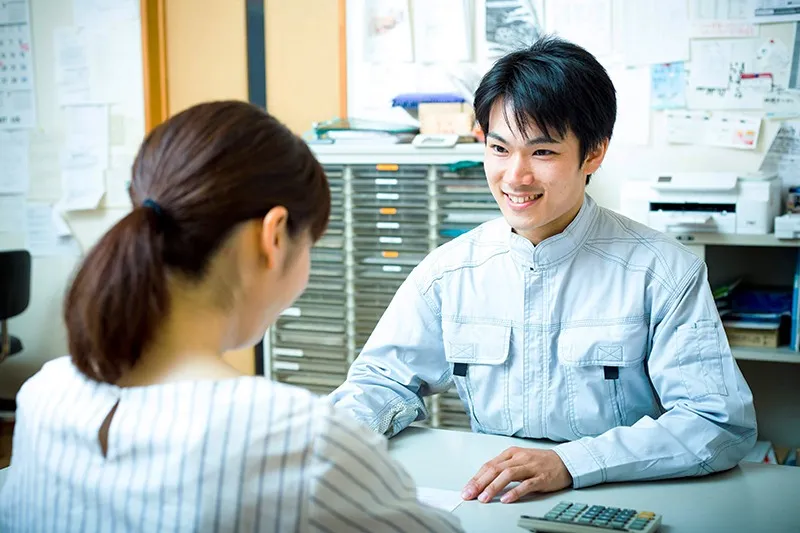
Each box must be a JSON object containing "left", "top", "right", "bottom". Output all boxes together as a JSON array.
[{"left": 140, "top": 0, "right": 169, "bottom": 132}]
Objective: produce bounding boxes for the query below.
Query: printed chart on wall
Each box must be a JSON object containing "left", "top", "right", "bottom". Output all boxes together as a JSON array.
[{"left": 0, "top": 0, "right": 35, "bottom": 129}]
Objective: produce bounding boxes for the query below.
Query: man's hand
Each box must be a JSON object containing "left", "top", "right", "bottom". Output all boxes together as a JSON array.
[{"left": 461, "top": 447, "right": 572, "bottom": 504}]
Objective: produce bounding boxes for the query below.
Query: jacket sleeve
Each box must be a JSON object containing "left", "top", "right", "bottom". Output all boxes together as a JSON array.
[
  {"left": 553, "top": 260, "right": 758, "bottom": 488},
  {"left": 328, "top": 269, "right": 452, "bottom": 437}
]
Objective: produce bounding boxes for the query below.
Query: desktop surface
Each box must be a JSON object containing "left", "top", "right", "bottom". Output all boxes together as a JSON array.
[{"left": 389, "top": 427, "right": 800, "bottom": 533}]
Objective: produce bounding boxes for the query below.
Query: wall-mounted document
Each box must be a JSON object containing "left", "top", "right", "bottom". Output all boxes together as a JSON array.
[
  {"left": 0, "top": 195, "right": 26, "bottom": 233},
  {"left": 54, "top": 27, "right": 93, "bottom": 105},
  {"left": 689, "top": 0, "right": 757, "bottom": 38},
  {"left": 545, "top": 0, "right": 612, "bottom": 57},
  {"left": 764, "top": 89, "right": 800, "bottom": 119},
  {"left": 0, "top": 130, "right": 29, "bottom": 194},
  {"left": 754, "top": 0, "right": 800, "bottom": 23},
  {"left": 412, "top": 0, "right": 471, "bottom": 63},
  {"left": 651, "top": 63, "right": 687, "bottom": 109},
  {"left": 622, "top": 0, "right": 690, "bottom": 66},
  {"left": 482, "top": 0, "right": 544, "bottom": 60},
  {"left": 759, "top": 121, "right": 800, "bottom": 189},
  {"left": 666, "top": 111, "right": 762, "bottom": 149},
  {"left": 608, "top": 65, "right": 651, "bottom": 145},
  {"left": 0, "top": 5, "right": 36, "bottom": 129},
  {"left": 363, "top": 0, "right": 413, "bottom": 62},
  {"left": 25, "top": 202, "right": 81, "bottom": 257},
  {"left": 72, "top": 0, "right": 138, "bottom": 29}
]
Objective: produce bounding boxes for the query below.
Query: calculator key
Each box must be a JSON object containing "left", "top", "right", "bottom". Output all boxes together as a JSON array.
[
  {"left": 577, "top": 517, "right": 594, "bottom": 524},
  {"left": 637, "top": 511, "right": 656, "bottom": 519},
  {"left": 544, "top": 512, "right": 560, "bottom": 520}
]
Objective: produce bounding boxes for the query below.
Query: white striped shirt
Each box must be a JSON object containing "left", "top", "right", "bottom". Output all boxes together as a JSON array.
[{"left": 0, "top": 357, "right": 462, "bottom": 532}]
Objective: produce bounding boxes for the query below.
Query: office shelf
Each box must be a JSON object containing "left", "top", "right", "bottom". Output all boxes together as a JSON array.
[
  {"left": 732, "top": 346, "right": 800, "bottom": 364},
  {"left": 667, "top": 232, "right": 800, "bottom": 248}
]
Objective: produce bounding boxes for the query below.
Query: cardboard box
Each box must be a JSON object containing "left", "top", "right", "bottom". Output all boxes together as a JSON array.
[
  {"left": 418, "top": 103, "right": 474, "bottom": 135},
  {"left": 723, "top": 325, "right": 779, "bottom": 348}
]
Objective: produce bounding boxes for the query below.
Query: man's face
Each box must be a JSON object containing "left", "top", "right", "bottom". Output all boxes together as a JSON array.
[{"left": 483, "top": 99, "right": 606, "bottom": 244}]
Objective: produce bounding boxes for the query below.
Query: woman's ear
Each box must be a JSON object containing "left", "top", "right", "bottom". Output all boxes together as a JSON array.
[
  {"left": 260, "top": 206, "right": 289, "bottom": 270},
  {"left": 582, "top": 139, "right": 609, "bottom": 176}
]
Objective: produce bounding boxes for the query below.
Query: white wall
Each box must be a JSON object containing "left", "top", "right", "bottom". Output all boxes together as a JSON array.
[{"left": 0, "top": 0, "right": 143, "bottom": 398}]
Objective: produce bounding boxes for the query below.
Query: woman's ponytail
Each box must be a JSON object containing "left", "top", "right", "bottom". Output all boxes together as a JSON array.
[{"left": 65, "top": 205, "right": 169, "bottom": 383}]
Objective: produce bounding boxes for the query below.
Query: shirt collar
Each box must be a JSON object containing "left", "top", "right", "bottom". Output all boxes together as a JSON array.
[{"left": 496, "top": 194, "right": 598, "bottom": 269}]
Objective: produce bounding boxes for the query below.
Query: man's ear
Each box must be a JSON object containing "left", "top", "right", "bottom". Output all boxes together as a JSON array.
[
  {"left": 260, "top": 206, "right": 289, "bottom": 270},
  {"left": 582, "top": 139, "right": 609, "bottom": 176}
]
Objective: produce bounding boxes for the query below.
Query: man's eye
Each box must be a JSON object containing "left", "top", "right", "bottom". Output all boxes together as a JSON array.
[
  {"left": 533, "top": 149, "right": 554, "bottom": 156},
  {"left": 491, "top": 144, "right": 508, "bottom": 154}
]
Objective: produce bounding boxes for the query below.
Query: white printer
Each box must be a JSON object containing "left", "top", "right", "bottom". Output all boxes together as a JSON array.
[{"left": 620, "top": 172, "right": 781, "bottom": 235}]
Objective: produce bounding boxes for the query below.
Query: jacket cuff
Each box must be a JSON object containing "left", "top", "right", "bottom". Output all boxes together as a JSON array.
[{"left": 553, "top": 438, "right": 606, "bottom": 489}]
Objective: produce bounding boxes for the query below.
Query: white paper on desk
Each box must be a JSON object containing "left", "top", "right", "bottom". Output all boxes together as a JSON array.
[
  {"left": 607, "top": 66, "right": 651, "bottom": 145},
  {"left": 621, "top": 0, "right": 689, "bottom": 66},
  {"left": 417, "top": 487, "right": 463, "bottom": 513},
  {"left": 0, "top": 131, "right": 29, "bottom": 194},
  {"left": 689, "top": 0, "right": 757, "bottom": 38},
  {"left": 545, "top": 0, "right": 612, "bottom": 57},
  {"left": 412, "top": 0, "right": 471, "bottom": 62},
  {"left": 0, "top": 89, "right": 36, "bottom": 130},
  {"left": 25, "top": 202, "right": 80, "bottom": 257},
  {"left": 760, "top": 121, "right": 800, "bottom": 190},
  {"left": 363, "top": 0, "right": 413, "bottom": 63},
  {"left": 0, "top": 195, "right": 26, "bottom": 233},
  {"left": 72, "top": 0, "right": 138, "bottom": 29}
]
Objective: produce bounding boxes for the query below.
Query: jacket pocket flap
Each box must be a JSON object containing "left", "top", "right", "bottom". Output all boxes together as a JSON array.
[
  {"left": 557, "top": 322, "right": 648, "bottom": 367},
  {"left": 442, "top": 321, "right": 511, "bottom": 365}
]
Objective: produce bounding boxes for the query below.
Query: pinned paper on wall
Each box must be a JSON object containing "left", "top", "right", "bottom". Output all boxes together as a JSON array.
[
  {"left": 72, "top": 0, "right": 138, "bottom": 29},
  {"left": 666, "top": 111, "right": 762, "bottom": 149},
  {"left": 363, "top": 0, "right": 413, "bottom": 63},
  {"left": 621, "top": 0, "right": 690, "bottom": 66},
  {"left": 608, "top": 65, "right": 651, "bottom": 145},
  {"left": 651, "top": 63, "right": 687, "bottom": 109},
  {"left": 0, "top": 195, "right": 26, "bottom": 233},
  {"left": 759, "top": 121, "right": 800, "bottom": 189},
  {"left": 64, "top": 104, "right": 110, "bottom": 169},
  {"left": 665, "top": 110, "right": 712, "bottom": 144},
  {"left": 411, "top": 0, "right": 471, "bottom": 62},
  {"left": 54, "top": 27, "right": 93, "bottom": 105},
  {"left": 0, "top": 6, "right": 36, "bottom": 129},
  {"left": 0, "top": 130, "right": 29, "bottom": 194},
  {"left": 25, "top": 202, "right": 81, "bottom": 257},
  {"left": 764, "top": 89, "right": 800, "bottom": 119},
  {"left": 689, "top": 0, "right": 757, "bottom": 38},
  {"left": 483, "top": 0, "right": 544, "bottom": 60},
  {"left": 545, "top": 0, "right": 612, "bottom": 57}
]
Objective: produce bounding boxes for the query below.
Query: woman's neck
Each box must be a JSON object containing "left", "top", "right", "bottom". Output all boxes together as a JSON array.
[{"left": 116, "top": 297, "right": 242, "bottom": 387}]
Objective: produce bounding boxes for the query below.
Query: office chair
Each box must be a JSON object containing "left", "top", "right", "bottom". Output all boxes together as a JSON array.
[{"left": 0, "top": 250, "right": 31, "bottom": 364}]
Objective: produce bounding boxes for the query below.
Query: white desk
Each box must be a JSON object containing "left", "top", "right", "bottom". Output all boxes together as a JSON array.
[
  {"left": 0, "top": 467, "right": 6, "bottom": 490},
  {"left": 389, "top": 428, "right": 800, "bottom": 533}
]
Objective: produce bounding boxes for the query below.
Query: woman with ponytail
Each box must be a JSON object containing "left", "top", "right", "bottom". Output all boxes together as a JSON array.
[{"left": 0, "top": 101, "right": 462, "bottom": 533}]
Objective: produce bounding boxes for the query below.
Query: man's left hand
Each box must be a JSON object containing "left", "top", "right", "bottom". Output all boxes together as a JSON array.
[{"left": 461, "top": 447, "right": 573, "bottom": 504}]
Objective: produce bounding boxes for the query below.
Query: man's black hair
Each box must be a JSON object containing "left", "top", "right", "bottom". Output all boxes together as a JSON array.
[{"left": 474, "top": 36, "right": 616, "bottom": 184}]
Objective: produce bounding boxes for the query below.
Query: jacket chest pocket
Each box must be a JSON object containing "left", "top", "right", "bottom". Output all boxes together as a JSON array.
[
  {"left": 443, "top": 321, "right": 513, "bottom": 434},
  {"left": 557, "top": 323, "right": 649, "bottom": 438}
]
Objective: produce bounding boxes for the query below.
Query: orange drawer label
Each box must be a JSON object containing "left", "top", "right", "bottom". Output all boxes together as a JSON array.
[
  {"left": 376, "top": 164, "right": 399, "bottom": 171},
  {"left": 382, "top": 251, "right": 399, "bottom": 258},
  {"left": 379, "top": 207, "right": 397, "bottom": 215}
]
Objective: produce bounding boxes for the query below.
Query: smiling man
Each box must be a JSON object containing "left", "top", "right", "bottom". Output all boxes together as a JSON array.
[{"left": 330, "top": 37, "right": 757, "bottom": 503}]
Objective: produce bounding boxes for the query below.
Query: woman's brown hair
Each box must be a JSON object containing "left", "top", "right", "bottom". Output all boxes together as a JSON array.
[{"left": 65, "top": 101, "right": 330, "bottom": 383}]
